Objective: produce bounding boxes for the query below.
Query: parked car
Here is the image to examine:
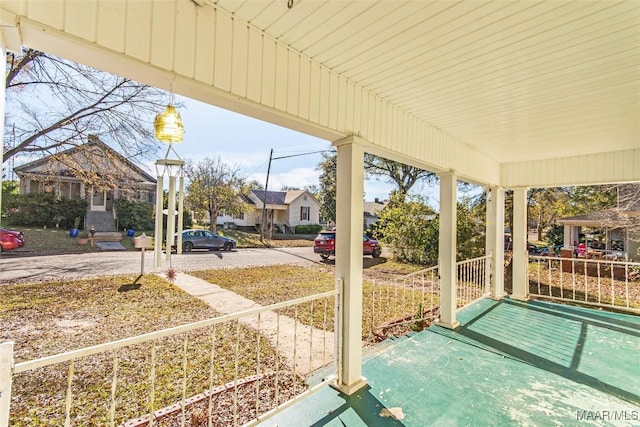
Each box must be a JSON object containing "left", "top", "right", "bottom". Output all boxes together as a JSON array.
[
  {"left": 313, "top": 230, "right": 381, "bottom": 260},
  {"left": 177, "top": 229, "right": 236, "bottom": 252},
  {"left": 0, "top": 227, "right": 25, "bottom": 252}
]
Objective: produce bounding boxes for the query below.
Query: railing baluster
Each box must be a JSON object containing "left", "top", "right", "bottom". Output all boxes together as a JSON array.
[
  {"left": 109, "top": 352, "right": 119, "bottom": 427},
  {"left": 597, "top": 261, "right": 602, "bottom": 304},
  {"left": 625, "top": 263, "right": 630, "bottom": 308},
  {"left": 293, "top": 305, "right": 298, "bottom": 397},
  {"left": 275, "top": 312, "right": 280, "bottom": 407},
  {"left": 611, "top": 260, "right": 615, "bottom": 307},
  {"left": 572, "top": 258, "right": 576, "bottom": 300},
  {"left": 233, "top": 320, "right": 240, "bottom": 427},
  {"left": 149, "top": 342, "right": 156, "bottom": 427},
  {"left": 323, "top": 297, "right": 328, "bottom": 368},
  {"left": 64, "top": 360, "right": 74, "bottom": 427},
  {"left": 180, "top": 336, "right": 188, "bottom": 427},
  {"left": 256, "top": 312, "right": 262, "bottom": 418},
  {"left": 370, "top": 280, "right": 376, "bottom": 338},
  {"left": 208, "top": 325, "right": 216, "bottom": 427},
  {"left": 547, "top": 258, "right": 552, "bottom": 297},
  {"left": 309, "top": 300, "right": 314, "bottom": 374}
]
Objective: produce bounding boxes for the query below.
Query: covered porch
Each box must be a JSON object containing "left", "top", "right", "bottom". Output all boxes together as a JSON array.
[
  {"left": 1, "top": 1, "right": 639, "bottom": 426},
  {"left": 263, "top": 297, "right": 640, "bottom": 426}
]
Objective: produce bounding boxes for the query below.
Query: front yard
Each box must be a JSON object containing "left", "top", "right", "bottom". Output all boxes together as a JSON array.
[{"left": 3, "top": 227, "right": 313, "bottom": 257}]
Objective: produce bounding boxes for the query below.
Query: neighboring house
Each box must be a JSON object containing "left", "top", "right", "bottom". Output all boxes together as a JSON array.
[
  {"left": 13, "top": 135, "right": 156, "bottom": 231},
  {"left": 556, "top": 184, "right": 640, "bottom": 260},
  {"left": 217, "top": 189, "right": 320, "bottom": 233},
  {"left": 363, "top": 198, "right": 388, "bottom": 229}
]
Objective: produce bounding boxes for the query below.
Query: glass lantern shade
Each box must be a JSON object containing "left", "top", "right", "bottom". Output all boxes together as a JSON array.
[{"left": 154, "top": 105, "right": 184, "bottom": 143}]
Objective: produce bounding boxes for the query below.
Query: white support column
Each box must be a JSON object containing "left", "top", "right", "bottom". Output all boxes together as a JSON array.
[
  {"left": 0, "top": 41, "right": 6, "bottom": 246},
  {"left": 176, "top": 176, "right": 184, "bottom": 255},
  {"left": 512, "top": 188, "right": 529, "bottom": 300},
  {"left": 0, "top": 341, "right": 14, "bottom": 426},
  {"left": 165, "top": 175, "right": 177, "bottom": 262},
  {"left": 154, "top": 175, "right": 164, "bottom": 268},
  {"left": 486, "top": 186, "right": 505, "bottom": 299},
  {"left": 333, "top": 137, "right": 367, "bottom": 396},
  {"left": 438, "top": 172, "right": 459, "bottom": 329}
]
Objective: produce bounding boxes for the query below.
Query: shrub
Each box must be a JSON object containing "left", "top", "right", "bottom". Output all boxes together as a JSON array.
[
  {"left": 7, "top": 193, "right": 87, "bottom": 228},
  {"left": 295, "top": 224, "right": 322, "bottom": 234},
  {"left": 114, "top": 199, "right": 154, "bottom": 231}
]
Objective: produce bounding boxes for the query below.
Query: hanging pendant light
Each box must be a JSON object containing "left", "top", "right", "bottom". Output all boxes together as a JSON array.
[{"left": 154, "top": 105, "right": 184, "bottom": 143}]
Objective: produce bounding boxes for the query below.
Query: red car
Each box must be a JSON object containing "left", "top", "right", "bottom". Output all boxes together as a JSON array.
[
  {"left": 313, "top": 230, "right": 381, "bottom": 260},
  {"left": 1, "top": 228, "right": 25, "bottom": 252}
]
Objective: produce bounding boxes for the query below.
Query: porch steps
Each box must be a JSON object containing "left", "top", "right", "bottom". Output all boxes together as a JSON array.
[
  {"left": 92, "top": 232, "right": 122, "bottom": 242},
  {"left": 86, "top": 211, "right": 116, "bottom": 232}
]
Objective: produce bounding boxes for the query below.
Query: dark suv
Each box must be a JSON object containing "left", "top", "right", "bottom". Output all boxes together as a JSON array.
[{"left": 313, "top": 230, "right": 381, "bottom": 260}]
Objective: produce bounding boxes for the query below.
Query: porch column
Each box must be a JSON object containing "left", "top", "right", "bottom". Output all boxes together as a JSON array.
[
  {"left": 486, "top": 186, "right": 505, "bottom": 299},
  {"left": 511, "top": 188, "right": 529, "bottom": 300},
  {"left": 334, "top": 137, "right": 367, "bottom": 395},
  {"left": 438, "top": 171, "right": 459, "bottom": 329},
  {"left": 0, "top": 39, "right": 6, "bottom": 242}
]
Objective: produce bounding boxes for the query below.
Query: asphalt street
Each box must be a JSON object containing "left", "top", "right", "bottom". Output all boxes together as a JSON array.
[{"left": 0, "top": 246, "right": 320, "bottom": 283}]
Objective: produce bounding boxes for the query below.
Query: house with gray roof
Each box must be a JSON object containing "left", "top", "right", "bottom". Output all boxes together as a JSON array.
[
  {"left": 13, "top": 135, "right": 156, "bottom": 231},
  {"left": 217, "top": 189, "right": 320, "bottom": 233}
]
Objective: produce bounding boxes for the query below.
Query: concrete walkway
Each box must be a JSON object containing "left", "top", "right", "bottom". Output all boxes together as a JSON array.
[{"left": 168, "top": 272, "right": 335, "bottom": 376}]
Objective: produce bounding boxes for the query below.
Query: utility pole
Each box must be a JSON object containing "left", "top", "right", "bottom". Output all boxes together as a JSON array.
[
  {"left": 260, "top": 149, "right": 273, "bottom": 242},
  {"left": 260, "top": 148, "right": 333, "bottom": 242}
]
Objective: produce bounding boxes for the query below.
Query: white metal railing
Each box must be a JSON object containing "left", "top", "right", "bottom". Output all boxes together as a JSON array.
[
  {"left": 456, "top": 255, "right": 492, "bottom": 309},
  {"left": 2, "top": 290, "right": 338, "bottom": 427},
  {"left": 367, "top": 265, "right": 440, "bottom": 341},
  {"left": 367, "top": 254, "right": 492, "bottom": 340},
  {"left": 528, "top": 255, "right": 640, "bottom": 314}
]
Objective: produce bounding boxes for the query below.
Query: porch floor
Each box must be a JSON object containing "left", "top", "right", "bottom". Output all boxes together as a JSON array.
[{"left": 259, "top": 298, "right": 640, "bottom": 426}]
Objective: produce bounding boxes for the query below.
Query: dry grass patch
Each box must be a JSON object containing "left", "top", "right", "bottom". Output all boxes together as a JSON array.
[
  {"left": 189, "top": 265, "right": 436, "bottom": 343},
  {"left": 2, "top": 275, "right": 300, "bottom": 426}
]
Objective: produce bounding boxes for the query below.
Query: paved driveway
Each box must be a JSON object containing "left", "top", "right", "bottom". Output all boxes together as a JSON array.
[{"left": 0, "top": 247, "right": 319, "bottom": 283}]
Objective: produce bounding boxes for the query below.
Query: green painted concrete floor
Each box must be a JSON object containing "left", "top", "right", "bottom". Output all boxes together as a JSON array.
[{"left": 260, "top": 298, "right": 640, "bottom": 427}]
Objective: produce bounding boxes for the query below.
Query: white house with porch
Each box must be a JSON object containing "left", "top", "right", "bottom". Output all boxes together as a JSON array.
[
  {"left": 216, "top": 189, "right": 321, "bottom": 232},
  {"left": 0, "top": 1, "right": 638, "bottom": 425}
]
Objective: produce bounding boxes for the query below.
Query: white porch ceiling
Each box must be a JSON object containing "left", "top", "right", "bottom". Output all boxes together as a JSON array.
[
  {"left": 213, "top": 0, "right": 639, "bottom": 164},
  {"left": 1, "top": 0, "right": 639, "bottom": 187}
]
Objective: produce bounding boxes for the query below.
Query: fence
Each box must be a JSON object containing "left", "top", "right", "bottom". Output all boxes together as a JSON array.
[
  {"left": 528, "top": 255, "right": 640, "bottom": 314},
  {"left": 1, "top": 290, "right": 338, "bottom": 427},
  {"left": 456, "top": 255, "right": 492, "bottom": 309},
  {"left": 367, "top": 255, "right": 492, "bottom": 341}
]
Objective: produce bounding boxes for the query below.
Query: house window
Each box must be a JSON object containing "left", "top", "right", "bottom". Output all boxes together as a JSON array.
[
  {"left": 300, "top": 206, "right": 310, "bottom": 221},
  {"left": 218, "top": 210, "right": 225, "bottom": 217}
]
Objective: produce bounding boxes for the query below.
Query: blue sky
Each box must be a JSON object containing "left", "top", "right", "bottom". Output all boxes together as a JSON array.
[{"left": 173, "top": 95, "right": 413, "bottom": 205}]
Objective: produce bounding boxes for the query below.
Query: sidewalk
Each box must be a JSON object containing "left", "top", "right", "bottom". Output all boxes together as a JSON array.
[{"left": 168, "top": 272, "right": 335, "bottom": 375}]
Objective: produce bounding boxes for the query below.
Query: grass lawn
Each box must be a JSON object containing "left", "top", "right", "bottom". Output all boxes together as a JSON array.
[
  {"left": 189, "top": 264, "right": 436, "bottom": 342},
  {"left": 2, "top": 274, "right": 298, "bottom": 426},
  {"left": 3, "top": 226, "right": 312, "bottom": 256}
]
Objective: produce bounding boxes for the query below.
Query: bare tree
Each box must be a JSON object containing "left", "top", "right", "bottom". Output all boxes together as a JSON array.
[
  {"left": 364, "top": 154, "right": 436, "bottom": 199},
  {"left": 4, "top": 48, "right": 169, "bottom": 165}
]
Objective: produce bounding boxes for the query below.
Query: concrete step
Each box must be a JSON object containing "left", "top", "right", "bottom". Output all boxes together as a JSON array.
[{"left": 92, "top": 232, "right": 123, "bottom": 242}]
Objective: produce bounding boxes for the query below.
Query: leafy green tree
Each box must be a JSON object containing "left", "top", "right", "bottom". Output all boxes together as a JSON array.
[
  {"left": 376, "top": 193, "right": 436, "bottom": 264},
  {"left": 317, "top": 151, "right": 337, "bottom": 223},
  {"left": 377, "top": 192, "right": 486, "bottom": 265},
  {"left": 184, "top": 157, "right": 250, "bottom": 231},
  {"left": 528, "top": 188, "right": 570, "bottom": 241}
]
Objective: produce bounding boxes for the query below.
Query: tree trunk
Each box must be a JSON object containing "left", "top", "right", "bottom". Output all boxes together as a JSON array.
[{"left": 210, "top": 209, "right": 218, "bottom": 231}]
